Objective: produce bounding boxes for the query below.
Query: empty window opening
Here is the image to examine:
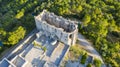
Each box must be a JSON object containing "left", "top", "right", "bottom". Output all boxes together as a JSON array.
[{"left": 69, "top": 34, "right": 72, "bottom": 39}]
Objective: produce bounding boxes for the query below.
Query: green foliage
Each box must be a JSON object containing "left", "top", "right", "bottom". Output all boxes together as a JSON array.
[
  {"left": 80, "top": 53, "right": 88, "bottom": 64},
  {"left": 70, "top": 45, "right": 84, "bottom": 58},
  {"left": 7, "top": 26, "right": 26, "bottom": 45},
  {"left": 0, "top": 47, "right": 2, "bottom": 51},
  {"left": 0, "top": 28, "right": 6, "bottom": 41},
  {"left": 42, "top": 47, "right": 47, "bottom": 52},
  {"left": 0, "top": 46, "right": 3, "bottom": 54},
  {"left": 108, "top": 58, "right": 119, "bottom": 67},
  {"left": 33, "top": 42, "right": 42, "bottom": 47},
  {"left": 0, "top": 0, "right": 120, "bottom": 66},
  {"left": 93, "top": 58, "right": 102, "bottom": 67},
  {"left": 87, "top": 63, "right": 92, "bottom": 67},
  {"left": 15, "top": 9, "right": 25, "bottom": 19},
  {"left": 82, "top": 14, "right": 91, "bottom": 27},
  {"left": 69, "top": 45, "right": 86, "bottom": 61},
  {"left": 33, "top": 42, "right": 47, "bottom": 52},
  {"left": 19, "top": 0, "right": 28, "bottom": 4}
]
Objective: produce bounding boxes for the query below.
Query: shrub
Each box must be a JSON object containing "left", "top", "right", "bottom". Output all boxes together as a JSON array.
[
  {"left": 108, "top": 58, "right": 119, "bottom": 67},
  {"left": 42, "top": 47, "right": 47, "bottom": 52},
  {"left": 33, "top": 42, "right": 42, "bottom": 47},
  {"left": 0, "top": 47, "right": 2, "bottom": 50},
  {"left": 93, "top": 58, "right": 102, "bottom": 67},
  {"left": 80, "top": 53, "right": 88, "bottom": 64},
  {"left": 33, "top": 42, "right": 37, "bottom": 46},
  {"left": 70, "top": 45, "right": 83, "bottom": 58},
  {"left": 0, "top": 47, "right": 2, "bottom": 52},
  {"left": 69, "top": 45, "right": 87, "bottom": 61},
  {"left": 87, "top": 63, "right": 92, "bottom": 67}
]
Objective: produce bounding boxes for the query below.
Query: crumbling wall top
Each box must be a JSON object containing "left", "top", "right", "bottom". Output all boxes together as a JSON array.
[{"left": 35, "top": 10, "right": 78, "bottom": 33}]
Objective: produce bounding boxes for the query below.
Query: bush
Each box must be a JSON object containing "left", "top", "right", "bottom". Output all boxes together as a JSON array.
[
  {"left": 42, "top": 47, "right": 47, "bottom": 52},
  {"left": 80, "top": 53, "right": 88, "bottom": 64},
  {"left": 33, "top": 42, "right": 42, "bottom": 47},
  {"left": 0, "top": 47, "right": 2, "bottom": 50},
  {"left": 93, "top": 58, "right": 102, "bottom": 67},
  {"left": 0, "top": 47, "right": 3, "bottom": 54},
  {"left": 33, "top": 42, "right": 47, "bottom": 52},
  {"left": 70, "top": 45, "right": 83, "bottom": 58},
  {"left": 87, "top": 63, "right": 92, "bottom": 67},
  {"left": 108, "top": 58, "right": 119, "bottom": 67},
  {"left": 0, "top": 47, "right": 2, "bottom": 52}
]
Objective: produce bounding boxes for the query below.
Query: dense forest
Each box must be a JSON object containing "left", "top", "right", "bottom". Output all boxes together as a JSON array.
[{"left": 0, "top": 0, "right": 120, "bottom": 66}]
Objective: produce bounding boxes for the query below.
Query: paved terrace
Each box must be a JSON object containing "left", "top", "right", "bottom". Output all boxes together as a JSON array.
[
  {"left": 20, "top": 44, "right": 44, "bottom": 67},
  {"left": 35, "top": 35, "right": 69, "bottom": 67},
  {"left": 49, "top": 43, "right": 69, "bottom": 66},
  {"left": 17, "top": 33, "right": 69, "bottom": 67}
]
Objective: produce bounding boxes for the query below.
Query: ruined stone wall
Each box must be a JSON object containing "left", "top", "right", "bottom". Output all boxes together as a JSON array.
[{"left": 35, "top": 10, "right": 78, "bottom": 45}]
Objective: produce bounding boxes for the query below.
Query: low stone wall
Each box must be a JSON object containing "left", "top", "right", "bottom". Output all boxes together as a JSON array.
[{"left": 59, "top": 45, "right": 70, "bottom": 66}]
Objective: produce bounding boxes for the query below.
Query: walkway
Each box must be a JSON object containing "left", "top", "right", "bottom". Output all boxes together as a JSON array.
[
  {"left": 77, "top": 33, "right": 104, "bottom": 63},
  {"left": 49, "top": 43, "right": 65, "bottom": 66}
]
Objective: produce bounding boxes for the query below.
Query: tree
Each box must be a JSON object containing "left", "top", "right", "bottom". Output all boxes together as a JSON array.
[
  {"left": 93, "top": 58, "right": 102, "bottom": 67},
  {"left": 0, "top": 28, "right": 6, "bottom": 41},
  {"left": 80, "top": 53, "right": 88, "bottom": 64},
  {"left": 76, "top": 5, "right": 83, "bottom": 13},
  {"left": 0, "top": 46, "right": 3, "bottom": 53},
  {"left": 87, "top": 63, "right": 92, "bottom": 67},
  {"left": 15, "top": 9, "right": 25, "bottom": 19},
  {"left": 108, "top": 58, "right": 119, "bottom": 67},
  {"left": 19, "top": 0, "right": 28, "bottom": 4},
  {"left": 7, "top": 26, "right": 26, "bottom": 45},
  {"left": 0, "top": 0, "right": 120, "bottom": 66},
  {"left": 82, "top": 14, "right": 91, "bottom": 27}
]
